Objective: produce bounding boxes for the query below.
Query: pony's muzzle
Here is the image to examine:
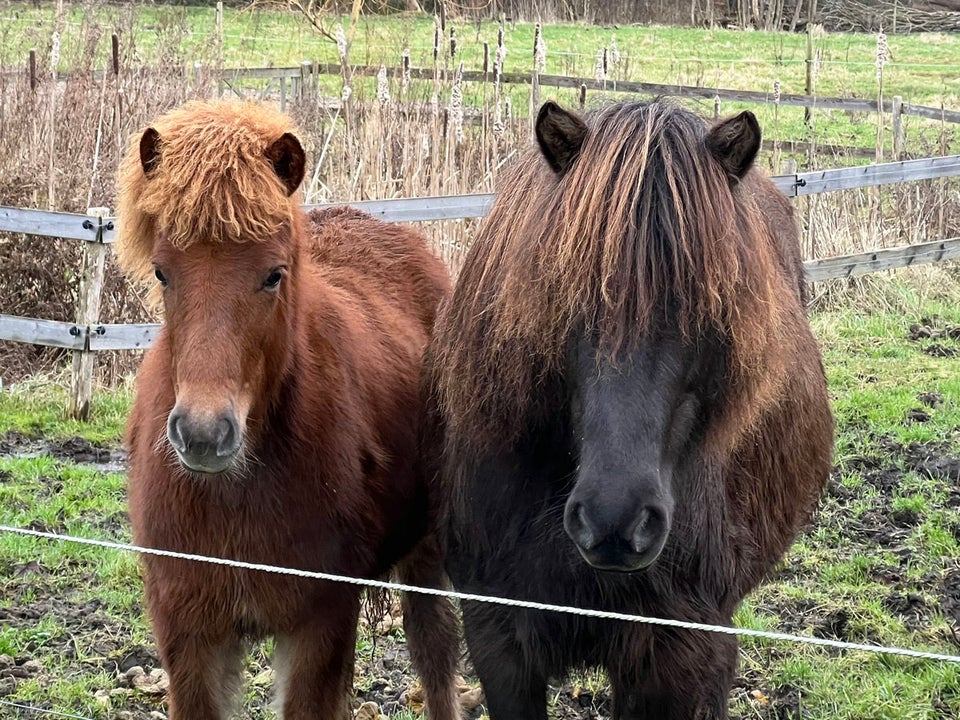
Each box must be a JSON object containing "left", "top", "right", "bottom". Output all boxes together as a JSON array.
[
  {"left": 166, "top": 405, "right": 241, "bottom": 474},
  {"left": 564, "top": 495, "right": 670, "bottom": 572}
]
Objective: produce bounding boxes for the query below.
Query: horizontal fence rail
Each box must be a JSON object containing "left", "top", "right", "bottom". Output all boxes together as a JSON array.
[
  {"left": 2, "top": 154, "right": 959, "bottom": 354},
  {"left": 790, "top": 155, "right": 960, "bottom": 195},
  {"left": 0, "top": 207, "right": 111, "bottom": 242},
  {"left": 804, "top": 237, "right": 960, "bottom": 282},
  {"left": 0, "top": 315, "right": 86, "bottom": 350},
  {"left": 2, "top": 155, "right": 959, "bottom": 235},
  {"left": 219, "top": 63, "right": 960, "bottom": 124},
  {"left": 8, "top": 61, "right": 959, "bottom": 124},
  {"left": 87, "top": 323, "right": 158, "bottom": 352},
  {"left": 307, "top": 193, "right": 497, "bottom": 223}
]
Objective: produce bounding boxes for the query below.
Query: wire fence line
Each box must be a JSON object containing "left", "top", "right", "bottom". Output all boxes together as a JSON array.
[
  {"left": 3, "top": 524, "right": 960, "bottom": 665},
  {"left": 0, "top": 700, "right": 96, "bottom": 720}
]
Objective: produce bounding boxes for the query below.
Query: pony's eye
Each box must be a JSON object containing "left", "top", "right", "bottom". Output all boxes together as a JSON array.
[
  {"left": 154, "top": 267, "right": 168, "bottom": 287},
  {"left": 262, "top": 269, "right": 283, "bottom": 291}
]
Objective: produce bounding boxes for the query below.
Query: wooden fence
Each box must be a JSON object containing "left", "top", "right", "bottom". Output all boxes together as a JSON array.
[
  {"left": 11, "top": 59, "right": 960, "bottom": 126},
  {"left": 2, "top": 154, "right": 960, "bottom": 418},
  {"left": 214, "top": 61, "right": 960, "bottom": 126}
]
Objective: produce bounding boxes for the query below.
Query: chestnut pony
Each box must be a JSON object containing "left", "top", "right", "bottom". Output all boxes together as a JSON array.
[
  {"left": 116, "top": 101, "right": 460, "bottom": 720},
  {"left": 422, "top": 100, "right": 834, "bottom": 719}
]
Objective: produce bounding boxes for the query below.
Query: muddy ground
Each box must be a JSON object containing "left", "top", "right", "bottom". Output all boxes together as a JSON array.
[{"left": 1, "top": 426, "right": 959, "bottom": 719}]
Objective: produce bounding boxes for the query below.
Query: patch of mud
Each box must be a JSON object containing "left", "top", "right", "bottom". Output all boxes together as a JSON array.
[
  {"left": 0, "top": 430, "right": 127, "bottom": 473},
  {"left": 943, "top": 568, "right": 960, "bottom": 627},
  {"left": 732, "top": 682, "right": 812, "bottom": 720},
  {"left": 882, "top": 591, "right": 931, "bottom": 632},
  {"left": 848, "top": 436, "right": 960, "bottom": 487},
  {"left": 907, "top": 319, "right": 960, "bottom": 358},
  {"left": 907, "top": 319, "right": 960, "bottom": 342}
]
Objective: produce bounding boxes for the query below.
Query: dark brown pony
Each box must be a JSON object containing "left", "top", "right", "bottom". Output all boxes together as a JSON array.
[
  {"left": 116, "top": 101, "right": 461, "bottom": 720},
  {"left": 422, "top": 100, "right": 834, "bottom": 719}
]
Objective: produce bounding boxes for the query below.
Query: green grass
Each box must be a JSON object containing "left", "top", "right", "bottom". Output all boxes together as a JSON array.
[
  {"left": 0, "top": 374, "right": 132, "bottom": 444},
  {"left": 729, "top": 299, "right": 960, "bottom": 720},
  {"left": 1, "top": 302, "right": 959, "bottom": 716},
  {"left": 0, "top": 3, "right": 958, "bottom": 153}
]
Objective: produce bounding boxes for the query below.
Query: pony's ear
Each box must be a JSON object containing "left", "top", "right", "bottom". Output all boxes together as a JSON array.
[
  {"left": 139, "top": 127, "right": 162, "bottom": 176},
  {"left": 266, "top": 132, "right": 306, "bottom": 196},
  {"left": 705, "top": 111, "right": 761, "bottom": 180},
  {"left": 536, "top": 101, "right": 588, "bottom": 175}
]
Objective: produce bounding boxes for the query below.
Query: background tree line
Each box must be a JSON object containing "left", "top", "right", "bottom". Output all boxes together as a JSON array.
[{"left": 144, "top": 0, "right": 960, "bottom": 32}]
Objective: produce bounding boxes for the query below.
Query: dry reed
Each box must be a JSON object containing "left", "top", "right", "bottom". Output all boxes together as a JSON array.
[{"left": 0, "top": 3, "right": 957, "bottom": 383}]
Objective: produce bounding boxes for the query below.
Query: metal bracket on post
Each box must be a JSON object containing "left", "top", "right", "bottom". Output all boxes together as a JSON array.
[{"left": 68, "top": 207, "right": 110, "bottom": 421}]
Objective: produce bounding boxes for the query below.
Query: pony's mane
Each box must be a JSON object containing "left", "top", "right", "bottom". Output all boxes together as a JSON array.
[
  {"left": 115, "top": 100, "right": 301, "bottom": 286},
  {"left": 433, "top": 100, "right": 788, "bottom": 446}
]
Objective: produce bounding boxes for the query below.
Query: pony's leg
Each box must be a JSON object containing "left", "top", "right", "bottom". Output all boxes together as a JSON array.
[
  {"left": 273, "top": 587, "right": 359, "bottom": 720},
  {"left": 609, "top": 627, "right": 737, "bottom": 720},
  {"left": 396, "top": 536, "right": 463, "bottom": 720},
  {"left": 461, "top": 600, "right": 549, "bottom": 720},
  {"left": 153, "top": 623, "right": 244, "bottom": 720}
]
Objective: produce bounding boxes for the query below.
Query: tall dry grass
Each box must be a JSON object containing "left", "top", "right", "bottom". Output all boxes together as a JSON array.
[
  {"left": 0, "top": 3, "right": 957, "bottom": 382},
  {"left": 0, "top": 3, "right": 223, "bottom": 380}
]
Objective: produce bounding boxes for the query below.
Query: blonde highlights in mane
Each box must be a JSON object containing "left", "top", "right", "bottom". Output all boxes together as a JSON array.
[
  {"left": 432, "top": 101, "right": 789, "bottom": 448},
  {"left": 115, "top": 101, "right": 302, "bottom": 286}
]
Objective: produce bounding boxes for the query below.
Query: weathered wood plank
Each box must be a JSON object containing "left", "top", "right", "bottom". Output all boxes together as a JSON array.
[
  {"left": 0, "top": 207, "right": 100, "bottom": 241},
  {"left": 224, "top": 65, "right": 304, "bottom": 81},
  {"left": 306, "top": 194, "right": 496, "bottom": 223},
  {"left": 88, "top": 323, "right": 161, "bottom": 351},
  {"left": 792, "top": 155, "right": 960, "bottom": 196},
  {"left": 0, "top": 315, "right": 85, "bottom": 350},
  {"left": 301, "top": 63, "right": 960, "bottom": 122},
  {"left": 803, "top": 237, "right": 960, "bottom": 282}
]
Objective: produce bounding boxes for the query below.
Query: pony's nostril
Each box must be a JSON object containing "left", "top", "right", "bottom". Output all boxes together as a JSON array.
[
  {"left": 216, "top": 414, "right": 240, "bottom": 457},
  {"left": 166, "top": 411, "right": 187, "bottom": 453},
  {"left": 577, "top": 505, "right": 597, "bottom": 548},
  {"left": 630, "top": 504, "right": 668, "bottom": 556},
  {"left": 565, "top": 501, "right": 598, "bottom": 550}
]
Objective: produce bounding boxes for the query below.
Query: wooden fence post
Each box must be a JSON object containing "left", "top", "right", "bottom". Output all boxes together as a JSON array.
[
  {"left": 891, "top": 96, "right": 909, "bottom": 242},
  {"left": 68, "top": 207, "right": 109, "bottom": 421},
  {"left": 892, "top": 96, "right": 905, "bottom": 160},
  {"left": 299, "top": 61, "right": 312, "bottom": 102}
]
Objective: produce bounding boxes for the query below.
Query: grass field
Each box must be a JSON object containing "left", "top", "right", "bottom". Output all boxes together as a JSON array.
[
  {"left": 0, "top": 6, "right": 959, "bottom": 714},
  {"left": 1, "top": 295, "right": 959, "bottom": 719},
  {"left": 1, "top": 2, "right": 959, "bottom": 153}
]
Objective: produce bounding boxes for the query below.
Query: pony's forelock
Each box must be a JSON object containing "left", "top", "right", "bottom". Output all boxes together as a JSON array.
[{"left": 115, "top": 101, "right": 302, "bottom": 288}]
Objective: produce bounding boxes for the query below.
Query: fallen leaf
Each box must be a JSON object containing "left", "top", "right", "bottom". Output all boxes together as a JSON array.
[
  {"left": 132, "top": 668, "right": 169, "bottom": 695},
  {"left": 459, "top": 686, "right": 484, "bottom": 710},
  {"left": 355, "top": 701, "right": 381, "bottom": 719}
]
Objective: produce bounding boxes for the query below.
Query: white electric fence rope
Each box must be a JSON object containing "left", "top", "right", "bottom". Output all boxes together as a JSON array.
[
  {"left": 0, "top": 699, "right": 96, "bottom": 720},
  {"left": 3, "top": 524, "right": 960, "bottom": 665}
]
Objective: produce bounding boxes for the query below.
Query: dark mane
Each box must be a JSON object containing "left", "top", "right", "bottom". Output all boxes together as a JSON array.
[{"left": 433, "top": 100, "right": 789, "bottom": 447}]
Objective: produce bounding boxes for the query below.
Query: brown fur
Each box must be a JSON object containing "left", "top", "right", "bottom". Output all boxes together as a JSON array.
[
  {"left": 422, "top": 100, "right": 834, "bottom": 719},
  {"left": 433, "top": 101, "right": 790, "bottom": 453},
  {"left": 119, "top": 101, "right": 461, "bottom": 720}
]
